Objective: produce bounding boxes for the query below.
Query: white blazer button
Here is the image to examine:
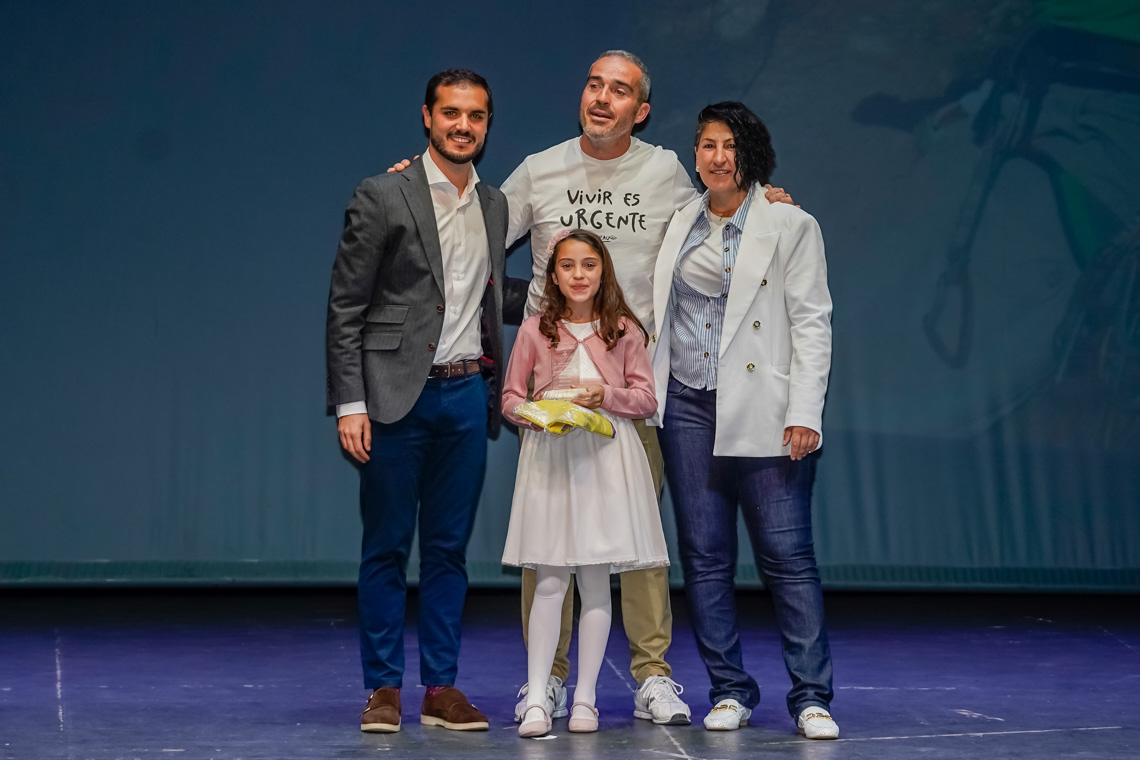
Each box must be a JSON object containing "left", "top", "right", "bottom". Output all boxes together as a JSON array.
[
  {"left": 651, "top": 333, "right": 657, "bottom": 342},
  {"left": 746, "top": 363, "right": 755, "bottom": 372},
  {"left": 753, "top": 320, "right": 761, "bottom": 329},
  {"left": 761, "top": 278, "right": 767, "bottom": 287}
]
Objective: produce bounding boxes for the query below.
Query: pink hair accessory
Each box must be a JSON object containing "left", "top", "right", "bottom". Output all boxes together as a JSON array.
[{"left": 546, "top": 229, "right": 572, "bottom": 255}]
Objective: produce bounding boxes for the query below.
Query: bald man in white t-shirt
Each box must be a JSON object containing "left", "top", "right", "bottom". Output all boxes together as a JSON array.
[{"left": 502, "top": 51, "right": 793, "bottom": 727}]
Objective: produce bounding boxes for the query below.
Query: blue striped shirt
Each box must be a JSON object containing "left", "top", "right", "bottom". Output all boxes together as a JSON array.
[{"left": 669, "top": 185, "right": 755, "bottom": 390}]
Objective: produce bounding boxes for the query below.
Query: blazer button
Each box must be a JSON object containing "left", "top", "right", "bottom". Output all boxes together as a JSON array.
[
  {"left": 761, "top": 278, "right": 767, "bottom": 287},
  {"left": 428, "top": 343, "right": 435, "bottom": 351},
  {"left": 437, "top": 304, "right": 444, "bottom": 313},
  {"left": 651, "top": 333, "right": 657, "bottom": 342},
  {"left": 753, "top": 320, "right": 761, "bottom": 329},
  {"left": 746, "top": 362, "right": 756, "bottom": 372}
]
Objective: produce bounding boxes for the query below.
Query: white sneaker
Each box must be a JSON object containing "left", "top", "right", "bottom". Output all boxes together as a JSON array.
[
  {"left": 703, "top": 698, "right": 751, "bottom": 730},
  {"left": 513, "top": 676, "right": 568, "bottom": 723},
  {"left": 797, "top": 706, "right": 839, "bottom": 739},
  {"left": 633, "top": 675, "right": 691, "bottom": 725}
]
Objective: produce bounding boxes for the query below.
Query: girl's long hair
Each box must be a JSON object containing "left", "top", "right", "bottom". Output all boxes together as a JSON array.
[{"left": 538, "top": 229, "right": 648, "bottom": 351}]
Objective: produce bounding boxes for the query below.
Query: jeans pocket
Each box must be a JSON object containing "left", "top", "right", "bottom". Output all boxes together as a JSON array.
[{"left": 667, "top": 374, "right": 691, "bottom": 395}]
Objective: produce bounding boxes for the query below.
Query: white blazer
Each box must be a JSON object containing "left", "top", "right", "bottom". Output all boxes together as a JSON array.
[{"left": 648, "top": 187, "right": 833, "bottom": 457}]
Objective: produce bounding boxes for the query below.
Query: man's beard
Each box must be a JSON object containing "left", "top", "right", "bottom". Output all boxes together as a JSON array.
[
  {"left": 579, "top": 103, "right": 632, "bottom": 143},
  {"left": 430, "top": 130, "right": 480, "bottom": 164}
]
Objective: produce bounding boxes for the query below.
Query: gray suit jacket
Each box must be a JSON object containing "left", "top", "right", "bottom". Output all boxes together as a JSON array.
[{"left": 326, "top": 158, "right": 510, "bottom": 436}]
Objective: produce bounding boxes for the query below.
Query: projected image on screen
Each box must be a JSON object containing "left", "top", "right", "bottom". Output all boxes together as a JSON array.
[{"left": 641, "top": 0, "right": 1140, "bottom": 450}]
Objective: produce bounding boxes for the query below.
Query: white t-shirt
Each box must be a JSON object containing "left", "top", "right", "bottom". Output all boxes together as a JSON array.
[
  {"left": 502, "top": 137, "right": 699, "bottom": 335},
  {"left": 679, "top": 211, "right": 731, "bottom": 297}
]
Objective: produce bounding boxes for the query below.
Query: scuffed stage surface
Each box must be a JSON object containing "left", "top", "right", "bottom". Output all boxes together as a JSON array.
[{"left": 1, "top": 588, "right": 1136, "bottom": 759}]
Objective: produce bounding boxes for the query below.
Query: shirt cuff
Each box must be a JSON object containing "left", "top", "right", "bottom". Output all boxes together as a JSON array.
[{"left": 336, "top": 401, "right": 368, "bottom": 418}]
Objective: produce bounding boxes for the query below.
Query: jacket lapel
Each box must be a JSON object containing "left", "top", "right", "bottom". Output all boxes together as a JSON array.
[
  {"left": 400, "top": 159, "right": 446, "bottom": 296},
  {"left": 720, "top": 194, "right": 779, "bottom": 358},
  {"left": 653, "top": 201, "right": 703, "bottom": 339},
  {"left": 476, "top": 182, "right": 505, "bottom": 290}
]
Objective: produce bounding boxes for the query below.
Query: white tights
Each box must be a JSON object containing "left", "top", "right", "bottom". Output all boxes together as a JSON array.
[{"left": 525, "top": 564, "right": 612, "bottom": 714}]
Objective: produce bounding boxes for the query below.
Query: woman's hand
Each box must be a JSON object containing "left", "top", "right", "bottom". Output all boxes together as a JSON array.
[
  {"left": 575, "top": 384, "right": 606, "bottom": 409},
  {"left": 783, "top": 426, "right": 819, "bottom": 460}
]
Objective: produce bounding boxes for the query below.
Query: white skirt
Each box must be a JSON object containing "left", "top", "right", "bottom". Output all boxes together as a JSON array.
[{"left": 501, "top": 411, "right": 670, "bottom": 573}]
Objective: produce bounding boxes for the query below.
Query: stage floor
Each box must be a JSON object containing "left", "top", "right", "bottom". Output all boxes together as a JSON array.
[{"left": 0, "top": 588, "right": 1136, "bottom": 759}]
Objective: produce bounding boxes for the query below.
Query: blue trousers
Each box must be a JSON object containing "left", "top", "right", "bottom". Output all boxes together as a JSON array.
[
  {"left": 659, "top": 376, "right": 833, "bottom": 717},
  {"left": 357, "top": 373, "right": 487, "bottom": 688}
]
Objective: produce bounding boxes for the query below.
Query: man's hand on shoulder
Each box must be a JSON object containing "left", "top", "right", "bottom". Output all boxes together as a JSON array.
[
  {"left": 764, "top": 183, "right": 798, "bottom": 207},
  {"left": 338, "top": 413, "right": 372, "bottom": 463},
  {"left": 386, "top": 157, "right": 418, "bottom": 174}
]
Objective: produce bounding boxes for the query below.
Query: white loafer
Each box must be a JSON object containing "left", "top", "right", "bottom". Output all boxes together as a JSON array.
[
  {"left": 797, "top": 706, "right": 839, "bottom": 739},
  {"left": 703, "top": 698, "right": 751, "bottom": 730}
]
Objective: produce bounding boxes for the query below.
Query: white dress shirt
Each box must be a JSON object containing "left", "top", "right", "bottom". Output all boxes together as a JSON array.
[
  {"left": 336, "top": 150, "right": 490, "bottom": 418},
  {"left": 421, "top": 148, "right": 491, "bottom": 363}
]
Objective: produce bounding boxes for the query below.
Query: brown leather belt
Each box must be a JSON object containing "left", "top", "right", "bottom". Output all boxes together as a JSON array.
[{"left": 427, "top": 359, "right": 481, "bottom": 380}]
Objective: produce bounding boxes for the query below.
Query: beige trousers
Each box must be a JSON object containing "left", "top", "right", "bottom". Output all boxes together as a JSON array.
[{"left": 520, "top": 419, "right": 672, "bottom": 684}]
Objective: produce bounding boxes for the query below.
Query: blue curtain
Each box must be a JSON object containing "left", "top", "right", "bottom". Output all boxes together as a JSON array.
[{"left": 2, "top": 1, "right": 1137, "bottom": 590}]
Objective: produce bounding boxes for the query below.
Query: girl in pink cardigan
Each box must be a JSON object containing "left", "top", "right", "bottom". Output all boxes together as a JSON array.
[{"left": 502, "top": 230, "right": 670, "bottom": 738}]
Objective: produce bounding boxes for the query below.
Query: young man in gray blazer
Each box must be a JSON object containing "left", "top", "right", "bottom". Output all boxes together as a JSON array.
[{"left": 326, "top": 69, "right": 513, "bottom": 734}]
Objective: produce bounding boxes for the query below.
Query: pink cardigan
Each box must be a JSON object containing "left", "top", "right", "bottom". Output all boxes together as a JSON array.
[{"left": 502, "top": 316, "right": 658, "bottom": 427}]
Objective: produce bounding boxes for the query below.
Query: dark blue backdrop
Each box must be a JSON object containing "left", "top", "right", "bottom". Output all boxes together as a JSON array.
[{"left": 2, "top": 0, "right": 1137, "bottom": 589}]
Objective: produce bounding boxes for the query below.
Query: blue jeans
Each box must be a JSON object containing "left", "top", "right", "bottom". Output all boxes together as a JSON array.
[
  {"left": 659, "top": 376, "right": 833, "bottom": 717},
  {"left": 357, "top": 373, "right": 487, "bottom": 689}
]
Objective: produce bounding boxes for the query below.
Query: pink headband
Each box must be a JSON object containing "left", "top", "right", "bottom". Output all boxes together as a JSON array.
[{"left": 546, "top": 229, "right": 572, "bottom": 255}]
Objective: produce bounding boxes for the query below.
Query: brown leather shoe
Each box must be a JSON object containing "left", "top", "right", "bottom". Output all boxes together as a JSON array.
[
  {"left": 420, "top": 686, "right": 489, "bottom": 731},
  {"left": 361, "top": 687, "right": 401, "bottom": 733}
]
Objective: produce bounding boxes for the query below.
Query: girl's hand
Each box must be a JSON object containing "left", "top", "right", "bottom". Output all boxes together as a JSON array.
[{"left": 575, "top": 384, "right": 605, "bottom": 409}]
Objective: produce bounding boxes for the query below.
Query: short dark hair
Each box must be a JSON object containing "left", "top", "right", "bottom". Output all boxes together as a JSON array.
[
  {"left": 424, "top": 69, "right": 493, "bottom": 116},
  {"left": 693, "top": 101, "right": 776, "bottom": 190}
]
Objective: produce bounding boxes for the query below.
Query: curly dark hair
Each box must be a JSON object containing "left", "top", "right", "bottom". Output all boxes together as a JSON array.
[
  {"left": 538, "top": 230, "right": 648, "bottom": 351},
  {"left": 693, "top": 101, "right": 776, "bottom": 191}
]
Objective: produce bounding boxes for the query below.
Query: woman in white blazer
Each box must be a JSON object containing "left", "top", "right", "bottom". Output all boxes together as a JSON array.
[{"left": 648, "top": 102, "right": 837, "bottom": 738}]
